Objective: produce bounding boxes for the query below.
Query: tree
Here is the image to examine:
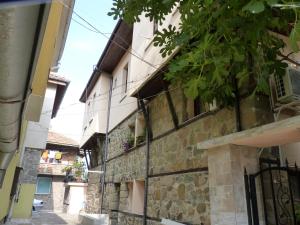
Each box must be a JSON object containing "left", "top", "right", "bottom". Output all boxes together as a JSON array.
[{"left": 109, "top": 0, "right": 300, "bottom": 105}]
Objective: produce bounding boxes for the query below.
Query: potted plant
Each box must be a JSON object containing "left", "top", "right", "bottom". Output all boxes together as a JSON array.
[
  {"left": 62, "top": 160, "right": 85, "bottom": 182},
  {"left": 122, "top": 134, "right": 135, "bottom": 152}
]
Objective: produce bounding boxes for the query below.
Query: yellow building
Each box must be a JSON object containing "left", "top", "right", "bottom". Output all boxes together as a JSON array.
[{"left": 0, "top": 0, "right": 74, "bottom": 222}]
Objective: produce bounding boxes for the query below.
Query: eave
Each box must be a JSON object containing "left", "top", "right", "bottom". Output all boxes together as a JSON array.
[
  {"left": 79, "top": 20, "right": 133, "bottom": 103},
  {"left": 130, "top": 48, "right": 179, "bottom": 99},
  {"left": 48, "top": 73, "right": 70, "bottom": 118}
]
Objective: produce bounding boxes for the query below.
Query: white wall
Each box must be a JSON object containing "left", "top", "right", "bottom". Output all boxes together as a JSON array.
[
  {"left": 67, "top": 183, "right": 87, "bottom": 215},
  {"left": 109, "top": 51, "right": 137, "bottom": 130},
  {"left": 80, "top": 72, "right": 111, "bottom": 147},
  {"left": 81, "top": 8, "right": 181, "bottom": 134},
  {"left": 23, "top": 83, "right": 57, "bottom": 150},
  {"left": 129, "top": 8, "right": 181, "bottom": 92}
]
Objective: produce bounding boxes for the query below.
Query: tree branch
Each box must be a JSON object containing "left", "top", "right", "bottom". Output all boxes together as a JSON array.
[{"left": 278, "top": 52, "right": 300, "bottom": 66}]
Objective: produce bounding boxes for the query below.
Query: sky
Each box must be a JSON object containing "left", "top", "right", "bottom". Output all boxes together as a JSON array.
[{"left": 50, "top": 0, "right": 117, "bottom": 142}]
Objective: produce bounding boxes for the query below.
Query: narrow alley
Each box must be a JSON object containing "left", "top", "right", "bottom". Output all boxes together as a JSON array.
[
  {"left": 2, "top": 1, "right": 300, "bottom": 225},
  {"left": 8, "top": 212, "right": 79, "bottom": 225}
]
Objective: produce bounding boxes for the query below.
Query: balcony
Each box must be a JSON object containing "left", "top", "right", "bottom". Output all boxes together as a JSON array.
[{"left": 38, "top": 163, "right": 70, "bottom": 176}]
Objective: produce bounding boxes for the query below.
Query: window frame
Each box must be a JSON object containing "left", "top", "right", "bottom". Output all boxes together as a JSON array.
[
  {"left": 125, "top": 180, "right": 145, "bottom": 215},
  {"left": 153, "top": 20, "right": 159, "bottom": 34},
  {"left": 122, "top": 64, "right": 129, "bottom": 94},
  {"left": 36, "top": 176, "right": 52, "bottom": 195}
]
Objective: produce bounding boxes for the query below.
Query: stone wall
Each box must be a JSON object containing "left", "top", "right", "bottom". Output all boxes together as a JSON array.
[
  {"left": 20, "top": 148, "right": 41, "bottom": 184},
  {"left": 148, "top": 172, "right": 210, "bottom": 225},
  {"left": 85, "top": 166, "right": 101, "bottom": 213},
  {"left": 107, "top": 113, "right": 136, "bottom": 160},
  {"left": 95, "top": 83, "right": 273, "bottom": 224},
  {"left": 35, "top": 176, "right": 65, "bottom": 212},
  {"left": 106, "top": 146, "right": 146, "bottom": 183},
  {"left": 117, "top": 213, "right": 143, "bottom": 225}
]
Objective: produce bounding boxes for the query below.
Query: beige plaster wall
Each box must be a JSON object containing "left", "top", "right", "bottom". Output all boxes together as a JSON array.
[{"left": 81, "top": 72, "right": 110, "bottom": 147}]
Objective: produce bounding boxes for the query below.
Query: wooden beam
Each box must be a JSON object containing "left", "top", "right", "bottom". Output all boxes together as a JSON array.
[
  {"left": 162, "top": 81, "right": 179, "bottom": 129},
  {"left": 139, "top": 99, "right": 153, "bottom": 140},
  {"left": 83, "top": 149, "right": 90, "bottom": 169}
]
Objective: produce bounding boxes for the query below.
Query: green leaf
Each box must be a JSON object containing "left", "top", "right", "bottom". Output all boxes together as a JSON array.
[
  {"left": 242, "top": 1, "right": 265, "bottom": 13},
  {"left": 185, "top": 79, "right": 199, "bottom": 99},
  {"left": 289, "top": 21, "right": 300, "bottom": 52},
  {"left": 265, "top": 0, "right": 278, "bottom": 6},
  {"left": 236, "top": 69, "right": 249, "bottom": 87}
]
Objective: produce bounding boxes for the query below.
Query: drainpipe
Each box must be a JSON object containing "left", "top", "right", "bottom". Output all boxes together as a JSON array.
[
  {"left": 100, "top": 77, "right": 113, "bottom": 214},
  {"left": 139, "top": 99, "right": 151, "bottom": 225},
  {"left": 143, "top": 122, "right": 150, "bottom": 225}
]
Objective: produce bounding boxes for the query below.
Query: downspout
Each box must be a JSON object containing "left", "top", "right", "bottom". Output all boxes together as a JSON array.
[
  {"left": 100, "top": 76, "right": 113, "bottom": 214},
  {"left": 139, "top": 99, "right": 151, "bottom": 225}
]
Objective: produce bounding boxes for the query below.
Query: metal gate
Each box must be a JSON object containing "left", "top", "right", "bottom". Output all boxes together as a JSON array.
[{"left": 245, "top": 158, "right": 300, "bottom": 225}]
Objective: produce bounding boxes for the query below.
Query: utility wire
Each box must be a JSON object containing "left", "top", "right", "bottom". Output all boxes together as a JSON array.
[
  {"left": 42, "top": 85, "right": 182, "bottom": 117},
  {"left": 56, "top": 0, "right": 167, "bottom": 72},
  {"left": 40, "top": 75, "right": 152, "bottom": 115}
]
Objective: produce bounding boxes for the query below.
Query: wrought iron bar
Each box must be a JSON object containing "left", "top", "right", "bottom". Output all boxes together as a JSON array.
[
  {"left": 259, "top": 160, "right": 269, "bottom": 225},
  {"left": 244, "top": 168, "right": 253, "bottom": 225},
  {"left": 250, "top": 175, "right": 259, "bottom": 225},
  {"left": 286, "top": 160, "right": 297, "bottom": 225},
  {"left": 269, "top": 162, "right": 279, "bottom": 225}
]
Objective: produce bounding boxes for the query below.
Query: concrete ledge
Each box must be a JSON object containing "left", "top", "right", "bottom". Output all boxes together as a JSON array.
[
  {"left": 197, "top": 115, "right": 300, "bottom": 149},
  {"left": 65, "top": 182, "right": 88, "bottom": 187},
  {"left": 78, "top": 213, "right": 109, "bottom": 225}
]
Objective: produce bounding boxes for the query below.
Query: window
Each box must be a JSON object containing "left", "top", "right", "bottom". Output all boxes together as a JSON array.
[
  {"left": 36, "top": 177, "right": 52, "bottom": 194},
  {"left": 122, "top": 64, "right": 129, "bottom": 94},
  {"left": 87, "top": 101, "right": 92, "bottom": 118},
  {"left": 193, "top": 97, "right": 213, "bottom": 117},
  {"left": 135, "top": 112, "right": 146, "bottom": 145},
  {"left": 125, "top": 180, "right": 145, "bottom": 215},
  {"left": 113, "top": 77, "right": 117, "bottom": 90},
  {"left": 194, "top": 97, "right": 203, "bottom": 116}
]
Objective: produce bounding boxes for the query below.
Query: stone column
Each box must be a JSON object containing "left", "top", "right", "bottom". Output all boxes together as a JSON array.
[{"left": 208, "top": 144, "right": 258, "bottom": 225}]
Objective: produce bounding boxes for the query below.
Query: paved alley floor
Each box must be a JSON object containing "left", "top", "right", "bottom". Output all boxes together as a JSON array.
[{"left": 8, "top": 211, "right": 80, "bottom": 225}]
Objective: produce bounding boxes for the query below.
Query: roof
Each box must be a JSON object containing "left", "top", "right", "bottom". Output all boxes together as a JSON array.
[
  {"left": 132, "top": 66, "right": 168, "bottom": 99},
  {"left": 48, "top": 72, "right": 70, "bottom": 118},
  {"left": 130, "top": 48, "right": 180, "bottom": 99},
  {"left": 79, "top": 20, "right": 133, "bottom": 103},
  {"left": 47, "top": 131, "right": 78, "bottom": 147}
]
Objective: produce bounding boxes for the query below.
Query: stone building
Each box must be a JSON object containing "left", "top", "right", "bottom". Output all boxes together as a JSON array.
[
  {"left": 35, "top": 131, "right": 80, "bottom": 212},
  {"left": 80, "top": 15, "right": 300, "bottom": 225}
]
